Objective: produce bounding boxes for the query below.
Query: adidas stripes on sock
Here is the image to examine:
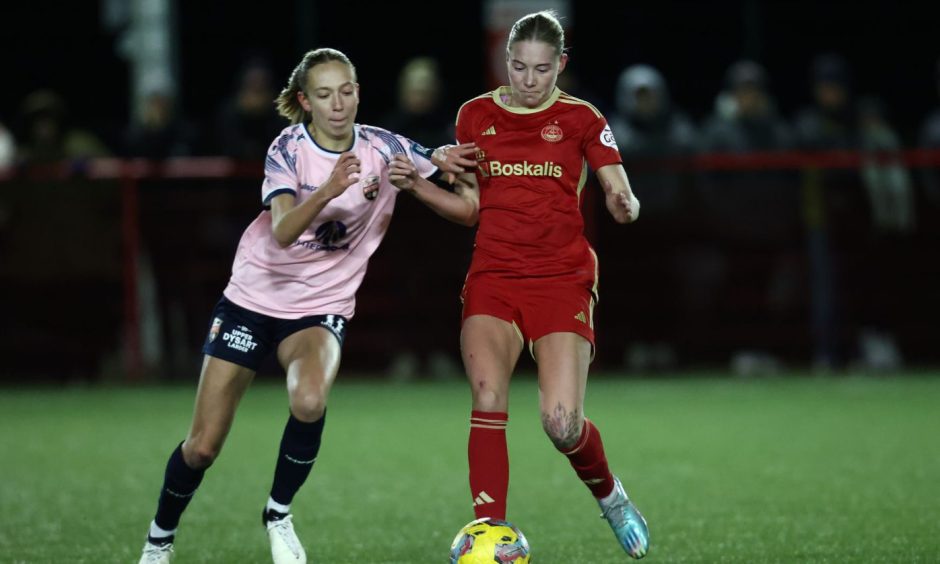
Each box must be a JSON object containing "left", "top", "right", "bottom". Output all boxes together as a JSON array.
[{"left": 468, "top": 410, "right": 509, "bottom": 520}]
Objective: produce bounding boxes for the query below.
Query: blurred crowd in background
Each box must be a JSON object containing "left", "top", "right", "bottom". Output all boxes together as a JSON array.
[
  {"left": 2, "top": 53, "right": 939, "bottom": 173},
  {"left": 2, "top": 48, "right": 939, "bottom": 379},
  {"left": 3, "top": 53, "right": 939, "bottom": 170}
]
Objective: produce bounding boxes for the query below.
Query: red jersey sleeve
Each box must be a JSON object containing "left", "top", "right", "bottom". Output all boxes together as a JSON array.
[
  {"left": 582, "top": 113, "right": 622, "bottom": 171},
  {"left": 455, "top": 101, "right": 477, "bottom": 146}
]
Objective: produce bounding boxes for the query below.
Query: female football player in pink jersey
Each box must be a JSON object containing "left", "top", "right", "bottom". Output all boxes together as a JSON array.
[
  {"left": 137, "top": 48, "right": 475, "bottom": 564},
  {"left": 388, "top": 11, "right": 649, "bottom": 559}
]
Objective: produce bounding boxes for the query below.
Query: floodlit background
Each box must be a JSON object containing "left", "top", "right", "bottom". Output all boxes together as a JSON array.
[{"left": 1, "top": 1, "right": 938, "bottom": 562}]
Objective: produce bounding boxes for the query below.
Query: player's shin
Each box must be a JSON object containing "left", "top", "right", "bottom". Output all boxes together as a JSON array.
[
  {"left": 559, "top": 418, "right": 615, "bottom": 499},
  {"left": 151, "top": 442, "right": 207, "bottom": 540},
  {"left": 267, "top": 411, "right": 326, "bottom": 515},
  {"left": 468, "top": 410, "right": 509, "bottom": 520}
]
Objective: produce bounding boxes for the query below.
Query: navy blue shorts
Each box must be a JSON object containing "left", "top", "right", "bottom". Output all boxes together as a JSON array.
[{"left": 201, "top": 296, "right": 348, "bottom": 371}]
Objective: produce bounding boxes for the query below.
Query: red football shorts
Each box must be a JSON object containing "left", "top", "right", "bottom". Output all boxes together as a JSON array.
[{"left": 461, "top": 272, "right": 597, "bottom": 357}]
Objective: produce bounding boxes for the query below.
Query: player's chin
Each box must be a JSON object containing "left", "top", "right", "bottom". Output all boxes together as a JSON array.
[
  {"left": 523, "top": 92, "right": 547, "bottom": 106},
  {"left": 328, "top": 120, "right": 352, "bottom": 135}
]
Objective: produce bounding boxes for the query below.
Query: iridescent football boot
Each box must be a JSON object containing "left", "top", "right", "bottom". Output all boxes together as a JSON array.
[{"left": 599, "top": 477, "right": 649, "bottom": 559}]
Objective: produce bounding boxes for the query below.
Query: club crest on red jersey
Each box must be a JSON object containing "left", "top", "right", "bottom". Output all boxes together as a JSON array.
[{"left": 541, "top": 122, "right": 563, "bottom": 143}]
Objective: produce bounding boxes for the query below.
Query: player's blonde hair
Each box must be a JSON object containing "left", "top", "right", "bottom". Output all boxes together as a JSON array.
[
  {"left": 507, "top": 10, "right": 566, "bottom": 57},
  {"left": 276, "top": 48, "right": 358, "bottom": 125}
]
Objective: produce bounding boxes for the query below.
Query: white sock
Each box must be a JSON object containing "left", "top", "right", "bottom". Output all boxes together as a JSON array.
[
  {"left": 148, "top": 521, "right": 176, "bottom": 541},
  {"left": 598, "top": 480, "right": 623, "bottom": 508},
  {"left": 266, "top": 497, "right": 291, "bottom": 515}
]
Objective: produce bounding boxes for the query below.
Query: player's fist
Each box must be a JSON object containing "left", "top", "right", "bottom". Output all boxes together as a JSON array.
[
  {"left": 322, "top": 152, "right": 361, "bottom": 199},
  {"left": 389, "top": 154, "right": 419, "bottom": 192},
  {"left": 607, "top": 191, "right": 640, "bottom": 224}
]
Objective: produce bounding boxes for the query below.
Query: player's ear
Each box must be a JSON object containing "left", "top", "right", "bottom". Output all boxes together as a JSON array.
[
  {"left": 297, "top": 90, "right": 312, "bottom": 113},
  {"left": 558, "top": 53, "right": 569, "bottom": 75}
]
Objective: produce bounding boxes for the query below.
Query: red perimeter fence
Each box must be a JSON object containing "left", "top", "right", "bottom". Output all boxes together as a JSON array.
[{"left": 1, "top": 149, "right": 938, "bottom": 381}]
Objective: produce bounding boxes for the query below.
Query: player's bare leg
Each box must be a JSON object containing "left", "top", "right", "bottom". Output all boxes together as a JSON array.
[
  {"left": 184, "top": 356, "right": 257, "bottom": 467},
  {"left": 260, "top": 326, "right": 341, "bottom": 564},
  {"left": 533, "top": 332, "right": 590, "bottom": 451},
  {"left": 139, "top": 356, "right": 255, "bottom": 564},
  {"left": 534, "top": 332, "right": 649, "bottom": 559},
  {"left": 461, "top": 314, "right": 524, "bottom": 520}
]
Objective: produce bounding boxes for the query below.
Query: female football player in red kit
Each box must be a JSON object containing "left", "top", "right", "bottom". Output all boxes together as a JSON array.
[{"left": 389, "top": 10, "right": 649, "bottom": 560}]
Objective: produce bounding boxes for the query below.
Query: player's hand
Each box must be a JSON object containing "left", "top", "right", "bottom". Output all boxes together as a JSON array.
[
  {"left": 607, "top": 191, "right": 640, "bottom": 224},
  {"left": 322, "top": 152, "right": 361, "bottom": 199},
  {"left": 432, "top": 143, "right": 478, "bottom": 184},
  {"left": 389, "top": 154, "right": 419, "bottom": 192}
]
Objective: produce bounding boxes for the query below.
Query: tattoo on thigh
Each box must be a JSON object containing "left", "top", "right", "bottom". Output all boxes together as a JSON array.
[{"left": 542, "top": 402, "right": 581, "bottom": 449}]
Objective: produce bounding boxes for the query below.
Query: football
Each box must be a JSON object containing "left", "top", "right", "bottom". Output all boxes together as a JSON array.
[{"left": 449, "top": 517, "right": 531, "bottom": 563}]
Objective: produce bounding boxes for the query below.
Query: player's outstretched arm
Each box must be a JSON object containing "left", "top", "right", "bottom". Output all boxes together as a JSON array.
[
  {"left": 389, "top": 154, "right": 479, "bottom": 226},
  {"left": 597, "top": 164, "right": 640, "bottom": 224},
  {"left": 270, "top": 152, "right": 361, "bottom": 247},
  {"left": 431, "top": 143, "right": 478, "bottom": 183}
]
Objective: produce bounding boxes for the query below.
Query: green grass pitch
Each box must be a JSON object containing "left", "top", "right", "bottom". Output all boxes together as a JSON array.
[{"left": 2, "top": 374, "right": 939, "bottom": 563}]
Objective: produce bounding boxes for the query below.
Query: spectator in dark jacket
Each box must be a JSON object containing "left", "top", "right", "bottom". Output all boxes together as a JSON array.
[
  {"left": 124, "top": 89, "right": 197, "bottom": 158},
  {"left": 609, "top": 64, "right": 697, "bottom": 217},
  {"left": 608, "top": 64, "right": 699, "bottom": 370},
  {"left": 213, "top": 59, "right": 284, "bottom": 158},
  {"left": 696, "top": 60, "right": 802, "bottom": 370}
]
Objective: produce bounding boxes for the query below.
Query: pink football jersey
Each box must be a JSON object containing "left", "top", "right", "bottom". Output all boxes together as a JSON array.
[{"left": 223, "top": 124, "right": 438, "bottom": 319}]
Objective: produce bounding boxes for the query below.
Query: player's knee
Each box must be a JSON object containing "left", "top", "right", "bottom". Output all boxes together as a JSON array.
[
  {"left": 290, "top": 391, "right": 326, "bottom": 422},
  {"left": 183, "top": 439, "right": 222, "bottom": 469},
  {"left": 471, "top": 384, "right": 507, "bottom": 412},
  {"left": 541, "top": 417, "right": 583, "bottom": 451}
]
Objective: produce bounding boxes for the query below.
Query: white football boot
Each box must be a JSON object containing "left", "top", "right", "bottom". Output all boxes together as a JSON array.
[
  {"left": 138, "top": 540, "right": 173, "bottom": 564},
  {"left": 263, "top": 510, "right": 307, "bottom": 564}
]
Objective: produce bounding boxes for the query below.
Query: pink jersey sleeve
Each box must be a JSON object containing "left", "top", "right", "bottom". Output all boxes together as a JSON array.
[
  {"left": 261, "top": 126, "right": 304, "bottom": 205},
  {"left": 399, "top": 134, "right": 439, "bottom": 179},
  {"left": 359, "top": 125, "right": 439, "bottom": 180},
  {"left": 582, "top": 114, "right": 623, "bottom": 171}
]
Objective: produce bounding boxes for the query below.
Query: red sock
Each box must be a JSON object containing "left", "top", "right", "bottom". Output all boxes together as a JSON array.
[
  {"left": 468, "top": 410, "right": 508, "bottom": 520},
  {"left": 560, "top": 418, "right": 615, "bottom": 499}
]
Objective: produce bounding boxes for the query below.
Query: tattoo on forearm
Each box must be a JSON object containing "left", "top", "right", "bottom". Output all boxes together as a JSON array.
[{"left": 542, "top": 402, "right": 581, "bottom": 450}]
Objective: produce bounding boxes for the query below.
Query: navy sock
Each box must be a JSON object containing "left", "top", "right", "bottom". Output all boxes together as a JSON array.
[
  {"left": 270, "top": 412, "right": 326, "bottom": 506},
  {"left": 153, "top": 442, "right": 206, "bottom": 532}
]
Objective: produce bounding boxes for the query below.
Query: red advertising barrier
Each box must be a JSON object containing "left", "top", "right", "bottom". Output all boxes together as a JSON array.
[{"left": 1, "top": 149, "right": 937, "bottom": 379}]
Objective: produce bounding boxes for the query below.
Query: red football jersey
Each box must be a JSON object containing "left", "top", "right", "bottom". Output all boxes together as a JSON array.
[{"left": 456, "top": 86, "right": 621, "bottom": 278}]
